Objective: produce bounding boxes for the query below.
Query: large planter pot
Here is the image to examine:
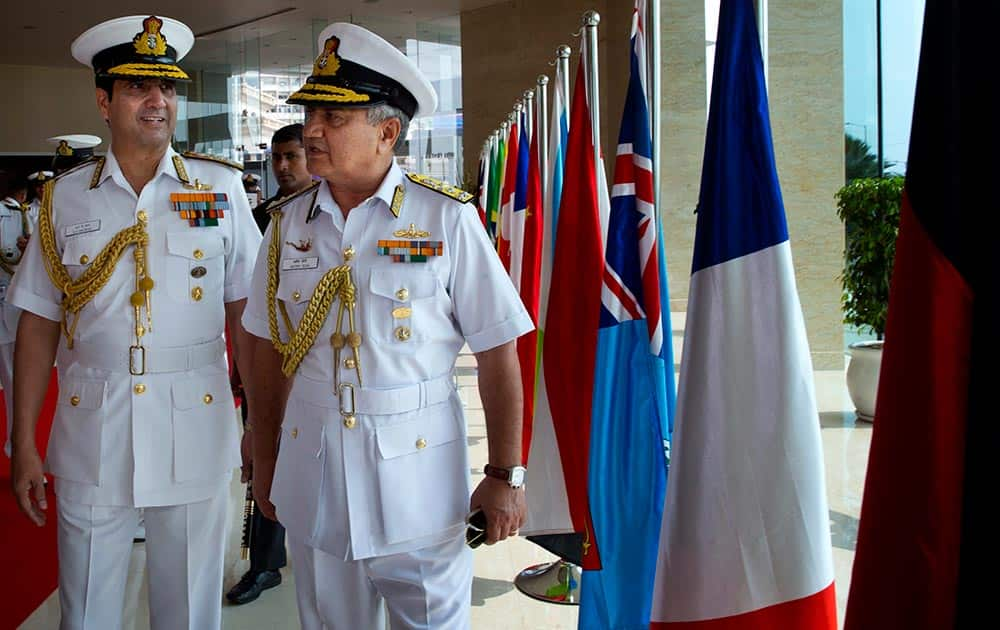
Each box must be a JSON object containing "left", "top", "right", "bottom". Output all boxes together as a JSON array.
[{"left": 846, "top": 340, "right": 883, "bottom": 421}]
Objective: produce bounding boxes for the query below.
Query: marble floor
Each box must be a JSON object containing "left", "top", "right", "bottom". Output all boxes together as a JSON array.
[{"left": 20, "top": 312, "right": 871, "bottom": 629}]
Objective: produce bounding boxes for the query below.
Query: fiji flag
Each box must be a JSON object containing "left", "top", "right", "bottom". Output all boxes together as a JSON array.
[
  {"left": 578, "top": 1, "right": 676, "bottom": 629},
  {"left": 650, "top": 0, "right": 836, "bottom": 627}
]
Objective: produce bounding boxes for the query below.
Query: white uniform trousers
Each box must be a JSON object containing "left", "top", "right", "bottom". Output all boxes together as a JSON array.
[
  {"left": 288, "top": 533, "right": 472, "bottom": 630},
  {"left": 56, "top": 483, "right": 229, "bottom": 630},
  {"left": 0, "top": 340, "right": 13, "bottom": 457}
]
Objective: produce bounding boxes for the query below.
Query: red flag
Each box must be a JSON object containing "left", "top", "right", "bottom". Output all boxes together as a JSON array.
[
  {"left": 844, "top": 1, "right": 997, "bottom": 626},
  {"left": 496, "top": 119, "right": 519, "bottom": 270},
  {"left": 537, "top": 59, "right": 603, "bottom": 569},
  {"left": 517, "top": 108, "right": 544, "bottom": 462}
]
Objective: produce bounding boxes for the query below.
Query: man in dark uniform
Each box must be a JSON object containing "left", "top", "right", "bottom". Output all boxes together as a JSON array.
[{"left": 227, "top": 122, "right": 312, "bottom": 605}]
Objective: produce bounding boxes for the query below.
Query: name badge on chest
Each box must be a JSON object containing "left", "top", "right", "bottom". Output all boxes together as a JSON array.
[
  {"left": 64, "top": 219, "right": 101, "bottom": 238},
  {"left": 282, "top": 257, "right": 320, "bottom": 271}
]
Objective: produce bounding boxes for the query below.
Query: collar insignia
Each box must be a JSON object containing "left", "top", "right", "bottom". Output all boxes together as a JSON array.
[
  {"left": 134, "top": 16, "right": 168, "bottom": 56},
  {"left": 172, "top": 155, "right": 190, "bottom": 184},
  {"left": 393, "top": 223, "right": 430, "bottom": 239},
  {"left": 390, "top": 184, "right": 405, "bottom": 218}
]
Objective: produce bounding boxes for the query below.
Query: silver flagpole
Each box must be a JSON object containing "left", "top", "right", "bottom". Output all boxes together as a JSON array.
[
  {"left": 522, "top": 90, "right": 535, "bottom": 143},
  {"left": 582, "top": 10, "right": 601, "bottom": 183},
  {"left": 557, "top": 46, "right": 571, "bottom": 121},
  {"left": 536, "top": 75, "right": 550, "bottom": 218},
  {"left": 650, "top": 0, "right": 662, "bottom": 230}
]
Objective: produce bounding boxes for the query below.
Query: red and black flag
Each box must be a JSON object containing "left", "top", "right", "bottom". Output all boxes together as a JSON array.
[{"left": 844, "top": 2, "right": 999, "bottom": 628}]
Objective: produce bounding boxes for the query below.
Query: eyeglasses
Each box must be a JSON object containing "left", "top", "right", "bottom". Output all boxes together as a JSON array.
[{"left": 465, "top": 509, "right": 488, "bottom": 549}]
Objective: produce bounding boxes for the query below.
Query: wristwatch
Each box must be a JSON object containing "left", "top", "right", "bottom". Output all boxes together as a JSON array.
[{"left": 484, "top": 464, "right": 526, "bottom": 489}]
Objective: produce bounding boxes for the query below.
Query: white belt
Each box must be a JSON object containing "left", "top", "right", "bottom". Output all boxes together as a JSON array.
[
  {"left": 63, "top": 337, "right": 226, "bottom": 374},
  {"left": 292, "top": 372, "right": 456, "bottom": 416}
]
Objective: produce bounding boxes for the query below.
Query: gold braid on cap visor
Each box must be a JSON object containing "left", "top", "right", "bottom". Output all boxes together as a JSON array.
[
  {"left": 287, "top": 83, "right": 372, "bottom": 104},
  {"left": 105, "top": 63, "right": 190, "bottom": 80}
]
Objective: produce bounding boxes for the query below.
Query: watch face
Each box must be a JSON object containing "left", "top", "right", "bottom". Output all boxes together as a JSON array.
[{"left": 510, "top": 466, "right": 526, "bottom": 487}]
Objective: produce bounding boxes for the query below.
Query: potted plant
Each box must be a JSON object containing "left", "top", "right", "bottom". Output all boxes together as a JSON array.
[{"left": 835, "top": 174, "right": 904, "bottom": 421}]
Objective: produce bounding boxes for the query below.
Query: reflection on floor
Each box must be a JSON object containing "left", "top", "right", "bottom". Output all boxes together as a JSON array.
[{"left": 20, "top": 313, "right": 869, "bottom": 629}]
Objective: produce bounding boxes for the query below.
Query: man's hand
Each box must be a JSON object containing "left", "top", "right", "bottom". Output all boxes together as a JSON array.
[
  {"left": 469, "top": 476, "right": 526, "bottom": 545},
  {"left": 16, "top": 235, "right": 29, "bottom": 252},
  {"left": 239, "top": 428, "right": 253, "bottom": 483},
  {"left": 252, "top": 453, "right": 277, "bottom": 521},
  {"left": 12, "top": 446, "right": 47, "bottom": 526}
]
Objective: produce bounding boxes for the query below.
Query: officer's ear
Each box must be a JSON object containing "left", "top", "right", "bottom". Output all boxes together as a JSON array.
[
  {"left": 378, "top": 117, "right": 401, "bottom": 153},
  {"left": 95, "top": 87, "right": 112, "bottom": 123}
]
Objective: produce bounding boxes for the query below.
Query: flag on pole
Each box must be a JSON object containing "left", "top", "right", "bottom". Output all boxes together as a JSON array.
[
  {"left": 509, "top": 112, "right": 531, "bottom": 290},
  {"left": 487, "top": 129, "right": 505, "bottom": 240},
  {"left": 476, "top": 143, "right": 489, "bottom": 228},
  {"left": 498, "top": 117, "right": 520, "bottom": 268},
  {"left": 522, "top": 54, "right": 602, "bottom": 571},
  {"left": 517, "top": 107, "right": 544, "bottom": 462},
  {"left": 844, "top": 2, "right": 998, "bottom": 627},
  {"left": 578, "top": 1, "right": 675, "bottom": 627},
  {"left": 649, "top": 1, "right": 836, "bottom": 627},
  {"left": 547, "top": 61, "right": 570, "bottom": 252}
]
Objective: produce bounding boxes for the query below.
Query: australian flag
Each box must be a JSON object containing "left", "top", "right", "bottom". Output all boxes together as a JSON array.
[{"left": 579, "top": 1, "right": 677, "bottom": 628}]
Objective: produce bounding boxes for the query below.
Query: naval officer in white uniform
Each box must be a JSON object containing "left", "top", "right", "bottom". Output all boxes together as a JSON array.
[
  {"left": 1, "top": 177, "right": 34, "bottom": 457},
  {"left": 7, "top": 14, "right": 262, "bottom": 630},
  {"left": 242, "top": 22, "right": 533, "bottom": 630}
]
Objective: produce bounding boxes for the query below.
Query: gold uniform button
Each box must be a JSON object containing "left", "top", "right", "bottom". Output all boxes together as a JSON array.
[
  {"left": 79, "top": 255, "right": 90, "bottom": 265},
  {"left": 344, "top": 357, "right": 357, "bottom": 370},
  {"left": 70, "top": 395, "right": 81, "bottom": 406},
  {"left": 343, "top": 415, "right": 357, "bottom": 429},
  {"left": 137, "top": 210, "right": 148, "bottom": 222},
  {"left": 394, "top": 326, "right": 411, "bottom": 342},
  {"left": 191, "top": 286, "right": 203, "bottom": 301},
  {"left": 415, "top": 438, "right": 427, "bottom": 450},
  {"left": 203, "top": 393, "right": 213, "bottom": 404},
  {"left": 344, "top": 246, "right": 356, "bottom": 261},
  {"left": 395, "top": 288, "right": 409, "bottom": 301},
  {"left": 292, "top": 290, "right": 301, "bottom": 301},
  {"left": 134, "top": 384, "right": 146, "bottom": 394},
  {"left": 291, "top": 428, "right": 299, "bottom": 439},
  {"left": 193, "top": 249, "right": 204, "bottom": 260}
]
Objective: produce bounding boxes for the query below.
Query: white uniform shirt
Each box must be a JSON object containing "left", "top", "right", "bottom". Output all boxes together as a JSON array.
[
  {"left": 0, "top": 197, "right": 31, "bottom": 343},
  {"left": 8, "top": 148, "right": 263, "bottom": 507},
  {"left": 243, "top": 162, "right": 533, "bottom": 559}
]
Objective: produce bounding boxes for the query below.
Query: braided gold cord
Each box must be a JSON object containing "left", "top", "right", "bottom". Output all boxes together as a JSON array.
[
  {"left": 37, "top": 178, "right": 149, "bottom": 348},
  {"left": 266, "top": 209, "right": 356, "bottom": 377}
]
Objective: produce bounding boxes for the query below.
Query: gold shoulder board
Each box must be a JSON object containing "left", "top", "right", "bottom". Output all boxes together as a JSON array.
[
  {"left": 181, "top": 151, "right": 244, "bottom": 171},
  {"left": 265, "top": 180, "right": 321, "bottom": 214},
  {"left": 405, "top": 173, "right": 474, "bottom": 204}
]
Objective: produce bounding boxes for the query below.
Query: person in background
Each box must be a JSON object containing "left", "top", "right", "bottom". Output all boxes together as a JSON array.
[
  {"left": 226, "top": 122, "right": 312, "bottom": 606},
  {"left": 7, "top": 15, "right": 261, "bottom": 629},
  {"left": 0, "top": 174, "right": 33, "bottom": 457}
]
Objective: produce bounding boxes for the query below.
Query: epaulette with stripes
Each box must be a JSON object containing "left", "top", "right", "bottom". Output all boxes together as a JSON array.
[
  {"left": 46, "top": 156, "right": 102, "bottom": 187},
  {"left": 181, "top": 151, "right": 244, "bottom": 171},
  {"left": 265, "top": 180, "right": 321, "bottom": 215},
  {"left": 405, "top": 173, "right": 474, "bottom": 204}
]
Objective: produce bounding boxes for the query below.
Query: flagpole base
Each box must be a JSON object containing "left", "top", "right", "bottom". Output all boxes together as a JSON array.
[{"left": 513, "top": 560, "right": 581, "bottom": 605}]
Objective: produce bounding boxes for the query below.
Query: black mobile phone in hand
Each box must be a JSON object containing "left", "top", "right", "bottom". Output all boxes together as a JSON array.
[{"left": 465, "top": 509, "right": 488, "bottom": 549}]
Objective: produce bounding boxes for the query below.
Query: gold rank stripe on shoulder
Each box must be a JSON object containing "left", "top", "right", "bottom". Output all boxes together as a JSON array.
[
  {"left": 171, "top": 155, "right": 190, "bottom": 184},
  {"left": 265, "top": 180, "right": 322, "bottom": 215},
  {"left": 405, "top": 173, "right": 474, "bottom": 204},
  {"left": 181, "top": 151, "right": 244, "bottom": 171}
]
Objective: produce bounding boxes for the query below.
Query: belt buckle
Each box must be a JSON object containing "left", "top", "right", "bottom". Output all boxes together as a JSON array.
[
  {"left": 339, "top": 383, "right": 356, "bottom": 416},
  {"left": 129, "top": 345, "right": 146, "bottom": 375}
]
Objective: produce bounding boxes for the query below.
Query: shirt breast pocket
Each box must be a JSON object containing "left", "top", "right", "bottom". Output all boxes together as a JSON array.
[
  {"left": 61, "top": 236, "right": 114, "bottom": 311},
  {"left": 165, "top": 231, "right": 225, "bottom": 303},
  {"left": 366, "top": 268, "right": 441, "bottom": 353},
  {"left": 275, "top": 268, "right": 327, "bottom": 332}
]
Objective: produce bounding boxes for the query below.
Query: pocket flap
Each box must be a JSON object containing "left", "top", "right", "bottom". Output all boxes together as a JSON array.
[
  {"left": 369, "top": 269, "right": 438, "bottom": 302},
  {"left": 60, "top": 378, "right": 107, "bottom": 410},
  {"left": 166, "top": 231, "right": 225, "bottom": 260},
  {"left": 376, "top": 408, "right": 461, "bottom": 460},
  {"left": 276, "top": 270, "right": 323, "bottom": 305},
  {"left": 61, "top": 237, "right": 100, "bottom": 266},
  {"left": 171, "top": 372, "right": 229, "bottom": 410}
]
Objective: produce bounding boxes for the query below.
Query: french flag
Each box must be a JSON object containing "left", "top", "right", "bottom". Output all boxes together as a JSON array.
[{"left": 649, "top": 1, "right": 836, "bottom": 627}]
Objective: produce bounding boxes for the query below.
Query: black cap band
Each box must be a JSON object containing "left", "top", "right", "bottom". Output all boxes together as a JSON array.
[
  {"left": 91, "top": 41, "right": 183, "bottom": 79},
  {"left": 293, "top": 57, "right": 417, "bottom": 118}
]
